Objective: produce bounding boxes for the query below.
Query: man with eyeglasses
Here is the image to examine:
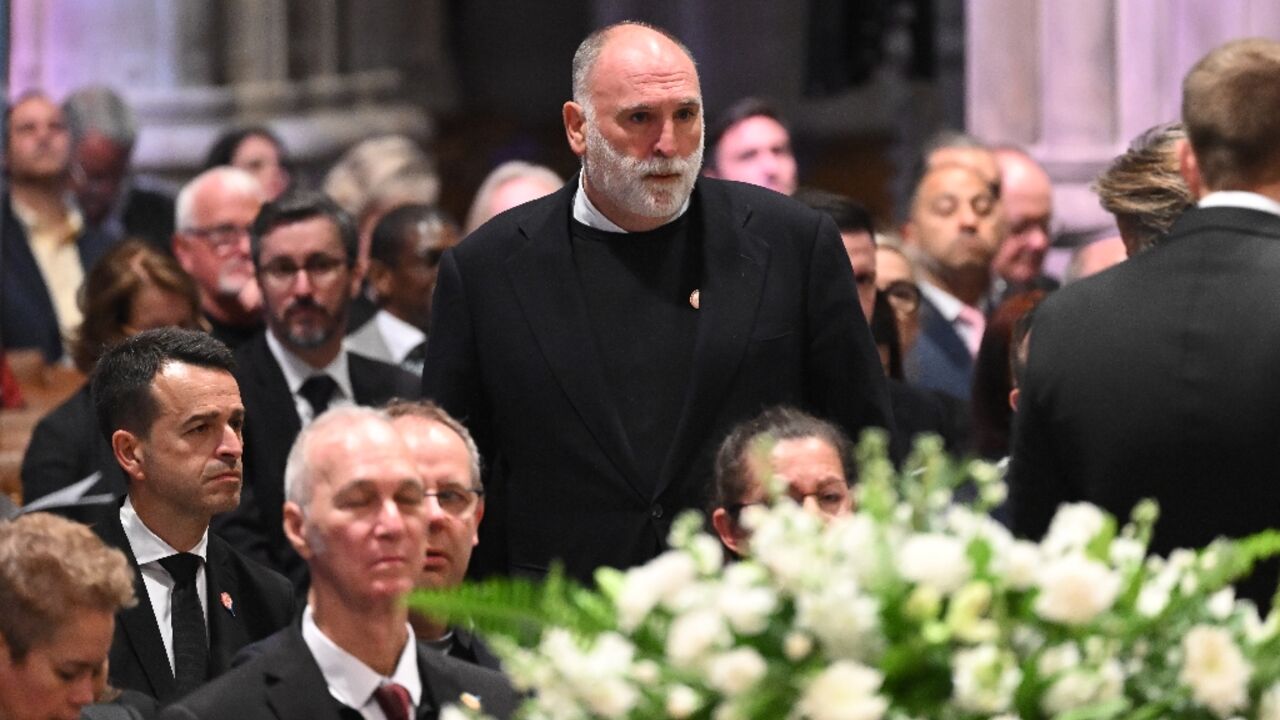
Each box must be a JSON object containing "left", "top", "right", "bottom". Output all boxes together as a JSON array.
[
  {"left": 386, "top": 400, "right": 501, "bottom": 670},
  {"left": 989, "top": 146, "right": 1058, "bottom": 304},
  {"left": 710, "top": 406, "right": 854, "bottom": 557},
  {"left": 215, "top": 191, "right": 420, "bottom": 588},
  {"left": 172, "top": 166, "right": 267, "bottom": 351}
]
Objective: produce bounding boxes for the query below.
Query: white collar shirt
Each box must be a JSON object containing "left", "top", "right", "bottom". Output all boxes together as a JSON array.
[
  {"left": 300, "top": 606, "right": 423, "bottom": 719},
  {"left": 265, "top": 330, "right": 354, "bottom": 426},
  {"left": 119, "top": 497, "right": 210, "bottom": 675},
  {"left": 572, "top": 178, "right": 692, "bottom": 232},
  {"left": 1197, "top": 191, "right": 1280, "bottom": 217},
  {"left": 917, "top": 279, "right": 984, "bottom": 351},
  {"left": 372, "top": 310, "right": 427, "bottom": 366}
]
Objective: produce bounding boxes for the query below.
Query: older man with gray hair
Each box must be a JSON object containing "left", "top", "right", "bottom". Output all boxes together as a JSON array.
[
  {"left": 160, "top": 406, "right": 518, "bottom": 720},
  {"left": 63, "top": 85, "right": 175, "bottom": 251}
]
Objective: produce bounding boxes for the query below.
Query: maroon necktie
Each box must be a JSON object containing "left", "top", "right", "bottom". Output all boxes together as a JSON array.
[{"left": 373, "top": 682, "right": 412, "bottom": 720}]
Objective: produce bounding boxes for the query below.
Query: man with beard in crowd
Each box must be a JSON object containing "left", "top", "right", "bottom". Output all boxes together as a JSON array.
[
  {"left": 216, "top": 192, "right": 419, "bottom": 587},
  {"left": 422, "top": 21, "right": 891, "bottom": 582}
]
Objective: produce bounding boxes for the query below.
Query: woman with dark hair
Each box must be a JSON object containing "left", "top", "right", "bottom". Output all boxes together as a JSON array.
[
  {"left": 21, "top": 239, "right": 203, "bottom": 506},
  {"left": 970, "top": 290, "right": 1047, "bottom": 460},
  {"left": 203, "top": 125, "right": 291, "bottom": 200}
]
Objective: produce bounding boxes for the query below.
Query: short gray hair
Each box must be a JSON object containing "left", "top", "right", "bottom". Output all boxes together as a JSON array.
[
  {"left": 284, "top": 406, "right": 395, "bottom": 510},
  {"left": 571, "top": 21, "right": 696, "bottom": 105},
  {"left": 62, "top": 85, "right": 136, "bottom": 148},
  {"left": 464, "top": 161, "right": 564, "bottom": 233},
  {"left": 175, "top": 166, "right": 264, "bottom": 231},
  {"left": 384, "top": 399, "right": 483, "bottom": 490}
]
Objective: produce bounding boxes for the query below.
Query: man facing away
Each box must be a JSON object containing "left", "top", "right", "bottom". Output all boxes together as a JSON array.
[
  {"left": 423, "top": 21, "right": 891, "bottom": 582},
  {"left": 1010, "top": 38, "right": 1280, "bottom": 609},
  {"left": 159, "top": 407, "right": 518, "bottom": 720},
  {"left": 90, "top": 327, "right": 293, "bottom": 703}
]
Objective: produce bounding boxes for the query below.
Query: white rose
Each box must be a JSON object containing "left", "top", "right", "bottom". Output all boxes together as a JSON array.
[
  {"left": 1033, "top": 554, "right": 1121, "bottom": 625},
  {"left": 794, "top": 579, "right": 881, "bottom": 661},
  {"left": 784, "top": 631, "right": 814, "bottom": 661},
  {"left": 581, "top": 678, "right": 638, "bottom": 717},
  {"left": 717, "top": 585, "right": 778, "bottom": 636},
  {"left": 666, "top": 685, "right": 702, "bottom": 719},
  {"left": 1208, "top": 588, "right": 1236, "bottom": 620},
  {"left": 1180, "top": 626, "right": 1251, "bottom": 719},
  {"left": 1037, "top": 643, "right": 1081, "bottom": 678},
  {"left": 999, "top": 540, "right": 1041, "bottom": 591},
  {"left": 898, "top": 533, "right": 972, "bottom": 593},
  {"left": 617, "top": 551, "right": 698, "bottom": 630},
  {"left": 1041, "top": 503, "right": 1106, "bottom": 556},
  {"left": 707, "top": 648, "right": 768, "bottom": 696},
  {"left": 1136, "top": 583, "right": 1171, "bottom": 618},
  {"left": 951, "top": 645, "right": 1022, "bottom": 715},
  {"left": 1041, "top": 660, "right": 1124, "bottom": 716},
  {"left": 797, "top": 661, "right": 888, "bottom": 720},
  {"left": 667, "top": 609, "right": 729, "bottom": 668}
]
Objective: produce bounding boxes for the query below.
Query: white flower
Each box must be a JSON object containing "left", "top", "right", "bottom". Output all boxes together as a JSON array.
[
  {"left": 951, "top": 645, "right": 1022, "bottom": 715},
  {"left": 666, "top": 685, "right": 702, "bottom": 719},
  {"left": 666, "top": 609, "right": 730, "bottom": 668},
  {"left": 1041, "top": 660, "right": 1124, "bottom": 715},
  {"left": 1180, "top": 626, "right": 1251, "bottom": 719},
  {"left": 1109, "top": 537, "right": 1145, "bottom": 566},
  {"left": 1208, "top": 588, "right": 1235, "bottom": 620},
  {"left": 439, "top": 707, "right": 470, "bottom": 720},
  {"left": 631, "top": 659, "right": 660, "bottom": 684},
  {"left": 795, "top": 578, "right": 881, "bottom": 661},
  {"left": 1002, "top": 541, "right": 1041, "bottom": 590},
  {"left": 898, "top": 533, "right": 971, "bottom": 593},
  {"left": 1137, "top": 583, "right": 1171, "bottom": 617},
  {"left": 784, "top": 631, "right": 814, "bottom": 661},
  {"left": 1257, "top": 682, "right": 1280, "bottom": 720},
  {"left": 616, "top": 551, "right": 698, "bottom": 631},
  {"left": 1041, "top": 503, "right": 1106, "bottom": 556},
  {"left": 716, "top": 567, "right": 777, "bottom": 635},
  {"left": 707, "top": 648, "right": 768, "bottom": 696},
  {"left": 1033, "top": 554, "right": 1121, "bottom": 625},
  {"left": 688, "top": 534, "right": 726, "bottom": 574},
  {"left": 1037, "top": 643, "right": 1081, "bottom": 678},
  {"left": 797, "top": 661, "right": 888, "bottom": 720},
  {"left": 828, "top": 515, "right": 889, "bottom": 586}
]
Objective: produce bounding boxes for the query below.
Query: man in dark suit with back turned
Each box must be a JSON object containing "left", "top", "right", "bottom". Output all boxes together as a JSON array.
[
  {"left": 215, "top": 191, "right": 420, "bottom": 586},
  {"left": 159, "top": 407, "right": 518, "bottom": 720},
  {"left": 90, "top": 327, "right": 293, "bottom": 703},
  {"left": 422, "top": 21, "right": 892, "bottom": 583},
  {"left": 1010, "top": 38, "right": 1280, "bottom": 608}
]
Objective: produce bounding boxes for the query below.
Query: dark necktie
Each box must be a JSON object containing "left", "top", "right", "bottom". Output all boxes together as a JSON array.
[
  {"left": 157, "top": 553, "right": 208, "bottom": 694},
  {"left": 403, "top": 341, "right": 428, "bottom": 375},
  {"left": 299, "top": 374, "right": 338, "bottom": 418},
  {"left": 373, "top": 682, "right": 412, "bottom": 720}
]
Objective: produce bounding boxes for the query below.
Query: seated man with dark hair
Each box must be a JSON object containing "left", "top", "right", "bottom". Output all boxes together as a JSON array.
[
  {"left": 160, "top": 407, "right": 519, "bottom": 720},
  {"left": 91, "top": 327, "right": 294, "bottom": 703},
  {"left": 710, "top": 406, "right": 856, "bottom": 556}
]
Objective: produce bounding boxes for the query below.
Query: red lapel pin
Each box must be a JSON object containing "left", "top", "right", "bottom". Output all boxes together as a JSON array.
[{"left": 221, "top": 592, "right": 235, "bottom": 617}]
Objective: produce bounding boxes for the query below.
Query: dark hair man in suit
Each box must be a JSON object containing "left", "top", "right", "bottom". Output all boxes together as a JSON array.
[
  {"left": 1010, "top": 38, "right": 1280, "bottom": 610},
  {"left": 215, "top": 191, "right": 420, "bottom": 585},
  {"left": 159, "top": 407, "right": 518, "bottom": 720},
  {"left": 90, "top": 327, "right": 294, "bottom": 703},
  {"left": 422, "top": 21, "right": 891, "bottom": 583},
  {"left": 703, "top": 97, "right": 798, "bottom": 196}
]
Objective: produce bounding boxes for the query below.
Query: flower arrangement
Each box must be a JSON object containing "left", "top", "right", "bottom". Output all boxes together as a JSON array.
[{"left": 412, "top": 432, "right": 1280, "bottom": 720}]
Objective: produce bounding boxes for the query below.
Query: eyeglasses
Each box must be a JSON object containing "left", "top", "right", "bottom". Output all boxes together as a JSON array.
[
  {"left": 259, "top": 255, "right": 348, "bottom": 286},
  {"left": 726, "top": 486, "right": 850, "bottom": 521},
  {"left": 183, "top": 224, "right": 251, "bottom": 255},
  {"left": 423, "top": 486, "right": 484, "bottom": 517},
  {"left": 881, "top": 280, "right": 921, "bottom": 315}
]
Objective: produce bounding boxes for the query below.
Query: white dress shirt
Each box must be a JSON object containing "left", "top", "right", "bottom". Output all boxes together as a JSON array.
[
  {"left": 301, "top": 606, "right": 423, "bottom": 719},
  {"left": 373, "top": 310, "right": 427, "bottom": 366},
  {"left": 1198, "top": 190, "right": 1280, "bottom": 217},
  {"left": 265, "top": 330, "right": 355, "bottom": 426},
  {"left": 918, "top": 279, "right": 984, "bottom": 352},
  {"left": 119, "top": 498, "right": 210, "bottom": 675},
  {"left": 572, "top": 180, "right": 692, "bottom": 232}
]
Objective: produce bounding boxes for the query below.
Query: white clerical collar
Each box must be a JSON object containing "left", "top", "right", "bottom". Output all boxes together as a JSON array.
[
  {"left": 572, "top": 176, "right": 692, "bottom": 233},
  {"left": 372, "top": 310, "right": 427, "bottom": 365},
  {"left": 265, "top": 330, "right": 354, "bottom": 402},
  {"left": 120, "top": 496, "right": 209, "bottom": 565},
  {"left": 301, "top": 606, "right": 423, "bottom": 713},
  {"left": 1198, "top": 191, "right": 1280, "bottom": 218}
]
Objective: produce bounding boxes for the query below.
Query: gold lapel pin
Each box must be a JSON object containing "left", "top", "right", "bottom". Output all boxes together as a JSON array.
[{"left": 689, "top": 289, "right": 700, "bottom": 310}]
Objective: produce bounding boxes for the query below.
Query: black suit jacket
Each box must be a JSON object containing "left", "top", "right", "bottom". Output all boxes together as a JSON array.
[
  {"left": 157, "top": 626, "right": 520, "bottom": 720},
  {"left": 22, "top": 384, "right": 126, "bottom": 504},
  {"left": 904, "top": 294, "right": 973, "bottom": 402},
  {"left": 1, "top": 191, "right": 115, "bottom": 362},
  {"left": 95, "top": 507, "right": 295, "bottom": 703},
  {"left": 1010, "top": 205, "right": 1280, "bottom": 606},
  {"left": 422, "top": 177, "right": 892, "bottom": 581},
  {"left": 214, "top": 333, "right": 421, "bottom": 582},
  {"left": 120, "top": 186, "right": 176, "bottom": 254}
]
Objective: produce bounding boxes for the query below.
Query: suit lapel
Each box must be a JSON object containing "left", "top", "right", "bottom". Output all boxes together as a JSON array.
[
  {"left": 204, "top": 536, "right": 245, "bottom": 676},
  {"left": 504, "top": 183, "right": 647, "bottom": 499},
  {"left": 248, "top": 335, "right": 304, "bottom": 439},
  {"left": 100, "top": 513, "right": 177, "bottom": 700},
  {"left": 656, "top": 187, "right": 769, "bottom": 497},
  {"left": 919, "top": 296, "right": 971, "bottom": 369},
  {"left": 264, "top": 628, "right": 354, "bottom": 720}
]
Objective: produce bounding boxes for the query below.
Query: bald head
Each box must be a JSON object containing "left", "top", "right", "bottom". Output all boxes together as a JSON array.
[
  {"left": 992, "top": 148, "right": 1053, "bottom": 286},
  {"left": 571, "top": 21, "right": 697, "bottom": 108}
]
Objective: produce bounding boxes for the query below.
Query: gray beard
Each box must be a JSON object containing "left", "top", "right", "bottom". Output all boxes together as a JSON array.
[{"left": 582, "top": 118, "right": 704, "bottom": 221}]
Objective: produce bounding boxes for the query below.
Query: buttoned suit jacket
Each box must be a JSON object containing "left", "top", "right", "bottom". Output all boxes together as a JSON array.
[
  {"left": 214, "top": 332, "right": 421, "bottom": 583},
  {"left": 1009, "top": 205, "right": 1280, "bottom": 607},
  {"left": 422, "top": 176, "right": 893, "bottom": 582},
  {"left": 904, "top": 294, "right": 974, "bottom": 402},
  {"left": 157, "top": 626, "right": 520, "bottom": 720},
  {"left": 0, "top": 191, "right": 115, "bottom": 362},
  {"left": 95, "top": 506, "right": 295, "bottom": 704}
]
